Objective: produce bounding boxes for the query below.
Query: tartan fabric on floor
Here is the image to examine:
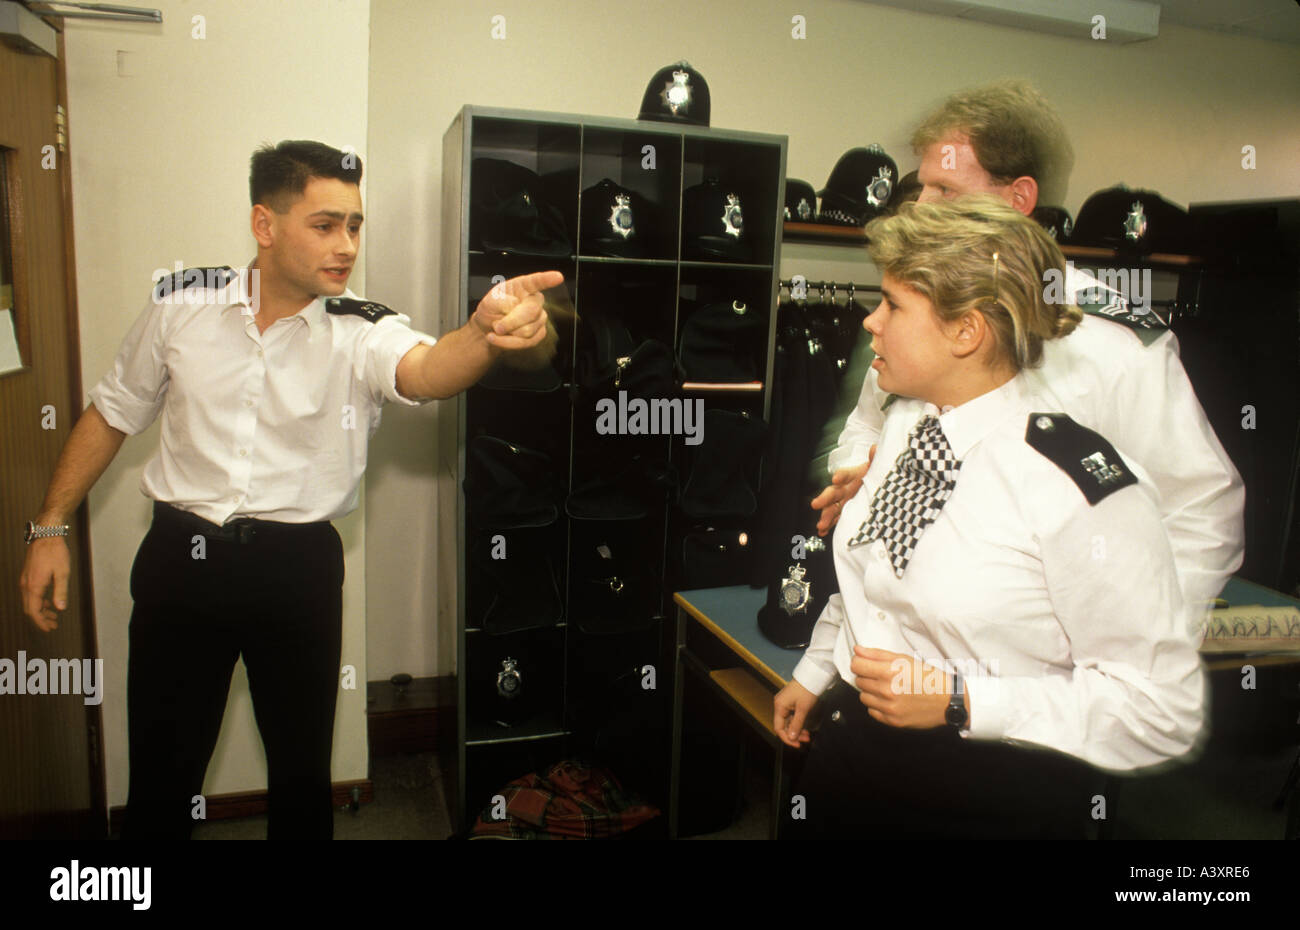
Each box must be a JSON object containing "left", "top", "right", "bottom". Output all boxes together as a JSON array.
[{"left": 469, "top": 760, "right": 660, "bottom": 839}]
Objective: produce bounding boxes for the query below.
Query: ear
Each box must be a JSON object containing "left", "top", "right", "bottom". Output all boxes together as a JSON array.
[
  {"left": 947, "top": 309, "right": 987, "bottom": 361},
  {"left": 1006, "top": 176, "right": 1039, "bottom": 216},
  {"left": 251, "top": 204, "right": 276, "bottom": 249}
]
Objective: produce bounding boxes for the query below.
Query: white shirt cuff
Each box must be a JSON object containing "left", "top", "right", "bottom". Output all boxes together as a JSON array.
[
  {"left": 792, "top": 658, "right": 838, "bottom": 697},
  {"left": 962, "top": 673, "right": 1015, "bottom": 741}
]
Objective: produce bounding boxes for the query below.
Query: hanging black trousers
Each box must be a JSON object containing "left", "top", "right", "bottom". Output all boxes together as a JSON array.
[
  {"left": 784, "top": 679, "right": 1106, "bottom": 840},
  {"left": 122, "top": 502, "right": 344, "bottom": 840}
]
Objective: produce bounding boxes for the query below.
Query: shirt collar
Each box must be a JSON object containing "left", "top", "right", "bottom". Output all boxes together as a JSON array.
[
  {"left": 930, "top": 372, "right": 1031, "bottom": 459},
  {"left": 222, "top": 259, "right": 333, "bottom": 336}
]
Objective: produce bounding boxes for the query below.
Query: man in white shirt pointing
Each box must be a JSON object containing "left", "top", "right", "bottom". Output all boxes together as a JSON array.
[{"left": 19, "top": 140, "right": 559, "bottom": 838}]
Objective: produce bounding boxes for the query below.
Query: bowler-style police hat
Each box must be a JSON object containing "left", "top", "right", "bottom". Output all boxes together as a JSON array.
[
  {"left": 1031, "top": 206, "right": 1075, "bottom": 243},
  {"left": 682, "top": 178, "right": 750, "bottom": 261},
  {"left": 637, "top": 60, "right": 710, "bottom": 126},
  {"left": 817, "top": 145, "right": 898, "bottom": 227},
  {"left": 471, "top": 158, "right": 571, "bottom": 258},
  {"left": 1072, "top": 185, "right": 1193, "bottom": 255},
  {"left": 757, "top": 530, "right": 837, "bottom": 649}
]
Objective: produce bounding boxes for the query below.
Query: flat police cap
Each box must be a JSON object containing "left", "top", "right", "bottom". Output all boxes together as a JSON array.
[
  {"left": 325, "top": 298, "right": 396, "bottom": 323},
  {"left": 471, "top": 158, "right": 572, "bottom": 258},
  {"left": 151, "top": 265, "right": 236, "bottom": 302},
  {"left": 1025, "top": 413, "right": 1137, "bottom": 505},
  {"left": 678, "top": 299, "right": 762, "bottom": 383}
]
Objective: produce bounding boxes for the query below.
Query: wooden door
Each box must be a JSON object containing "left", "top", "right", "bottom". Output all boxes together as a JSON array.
[{"left": 0, "top": 26, "right": 106, "bottom": 838}]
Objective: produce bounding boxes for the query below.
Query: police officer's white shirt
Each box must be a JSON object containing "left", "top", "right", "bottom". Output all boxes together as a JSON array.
[
  {"left": 88, "top": 263, "right": 436, "bottom": 525},
  {"left": 827, "top": 265, "right": 1245, "bottom": 613},
  {"left": 795, "top": 372, "right": 1206, "bottom": 772}
]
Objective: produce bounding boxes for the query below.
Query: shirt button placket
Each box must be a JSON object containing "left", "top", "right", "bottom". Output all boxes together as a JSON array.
[{"left": 235, "top": 335, "right": 264, "bottom": 501}]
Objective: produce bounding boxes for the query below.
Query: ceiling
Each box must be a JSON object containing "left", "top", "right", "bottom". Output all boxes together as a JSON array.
[
  {"left": 857, "top": 0, "right": 1300, "bottom": 46},
  {"left": 1159, "top": 0, "right": 1300, "bottom": 46}
]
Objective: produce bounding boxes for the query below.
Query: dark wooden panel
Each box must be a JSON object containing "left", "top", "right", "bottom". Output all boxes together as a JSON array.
[{"left": 0, "top": 31, "right": 103, "bottom": 839}]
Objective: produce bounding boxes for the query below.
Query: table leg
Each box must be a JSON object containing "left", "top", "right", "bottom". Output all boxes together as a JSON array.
[{"left": 669, "top": 606, "right": 687, "bottom": 840}]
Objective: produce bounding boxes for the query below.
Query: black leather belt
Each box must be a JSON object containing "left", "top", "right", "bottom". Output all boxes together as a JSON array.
[{"left": 152, "top": 501, "right": 324, "bottom": 544}]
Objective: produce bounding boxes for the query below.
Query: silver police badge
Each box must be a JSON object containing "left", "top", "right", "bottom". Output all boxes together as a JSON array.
[
  {"left": 721, "top": 193, "right": 744, "bottom": 238},
  {"left": 1080, "top": 451, "right": 1125, "bottom": 488},
  {"left": 796, "top": 197, "right": 813, "bottom": 220},
  {"left": 1124, "top": 201, "right": 1148, "bottom": 242},
  {"left": 661, "top": 69, "right": 692, "bottom": 116},
  {"left": 866, "top": 166, "right": 893, "bottom": 207},
  {"left": 496, "top": 657, "right": 522, "bottom": 699},
  {"left": 780, "top": 564, "right": 811, "bottom": 616},
  {"left": 608, "top": 193, "right": 635, "bottom": 239}
]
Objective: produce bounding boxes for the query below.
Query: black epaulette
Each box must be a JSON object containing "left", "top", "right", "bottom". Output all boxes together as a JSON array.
[
  {"left": 151, "top": 266, "right": 236, "bottom": 303},
  {"left": 1078, "top": 294, "right": 1168, "bottom": 345},
  {"left": 324, "top": 298, "right": 396, "bottom": 323},
  {"left": 1025, "top": 413, "right": 1138, "bottom": 505}
]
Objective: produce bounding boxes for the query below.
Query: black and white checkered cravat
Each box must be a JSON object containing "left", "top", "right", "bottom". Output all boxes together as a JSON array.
[{"left": 847, "top": 415, "right": 961, "bottom": 577}]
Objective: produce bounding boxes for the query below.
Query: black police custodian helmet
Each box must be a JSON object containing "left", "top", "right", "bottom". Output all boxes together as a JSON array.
[
  {"left": 817, "top": 144, "right": 898, "bottom": 227},
  {"left": 1031, "top": 205, "right": 1074, "bottom": 243},
  {"left": 1072, "top": 185, "right": 1193, "bottom": 256},
  {"left": 784, "top": 179, "right": 817, "bottom": 223},
  {"left": 638, "top": 60, "right": 710, "bottom": 127}
]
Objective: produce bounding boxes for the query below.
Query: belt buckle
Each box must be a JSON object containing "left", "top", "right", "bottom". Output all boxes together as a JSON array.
[{"left": 230, "top": 520, "right": 258, "bottom": 544}]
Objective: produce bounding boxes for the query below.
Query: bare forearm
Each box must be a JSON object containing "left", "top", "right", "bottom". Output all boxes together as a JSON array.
[
  {"left": 35, "top": 403, "right": 127, "bottom": 523},
  {"left": 415, "top": 320, "right": 499, "bottom": 400}
]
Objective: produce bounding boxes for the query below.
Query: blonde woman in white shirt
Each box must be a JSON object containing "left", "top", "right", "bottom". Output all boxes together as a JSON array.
[{"left": 774, "top": 196, "right": 1205, "bottom": 839}]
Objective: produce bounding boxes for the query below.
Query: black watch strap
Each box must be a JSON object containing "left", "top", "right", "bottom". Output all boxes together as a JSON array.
[{"left": 945, "top": 671, "right": 967, "bottom": 728}]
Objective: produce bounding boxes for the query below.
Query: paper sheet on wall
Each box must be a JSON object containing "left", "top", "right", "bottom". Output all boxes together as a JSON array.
[
  {"left": 0, "top": 309, "right": 23, "bottom": 375},
  {"left": 1199, "top": 604, "right": 1300, "bottom": 654}
]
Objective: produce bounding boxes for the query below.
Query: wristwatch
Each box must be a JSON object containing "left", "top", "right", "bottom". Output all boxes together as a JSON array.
[
  {"left": 779, "top": 564, "right": 811, "bottom": 616},
  {"left": 24, "top": 521, "right": 69, "bottom": 544},
  {"left": 945, "top": 672, "right": 968, "bottom": 729}
]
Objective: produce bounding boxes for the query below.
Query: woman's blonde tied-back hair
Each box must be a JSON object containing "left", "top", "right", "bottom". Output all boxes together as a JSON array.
[{"left": 865, "top": 196, "right": 1083, "bottom": 370}]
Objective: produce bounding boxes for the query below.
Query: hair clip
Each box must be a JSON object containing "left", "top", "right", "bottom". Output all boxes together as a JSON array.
[{"left": 991, "top": 251, "right": 1001, "bottom": 304}]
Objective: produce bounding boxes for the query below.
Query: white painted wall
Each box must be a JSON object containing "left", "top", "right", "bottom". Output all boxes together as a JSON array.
[
  {"left": 64, "top": 0, "right": 372, "bottom": 810},
  {"left": 362, "top": 0, "right": 1300, "bottom": 682}
]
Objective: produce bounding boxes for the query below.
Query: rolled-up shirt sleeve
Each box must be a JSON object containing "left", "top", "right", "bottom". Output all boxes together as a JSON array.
[
  {"left": 963, "top": 473, "right": 1205, "bottom": 772},
  {"left": 356, "top": 313, "right": 437, "bottom": 407},
  {"left": 87, "top": 298, "right": 170, "bottom": 435},
  {"left": 793, "top": 592, "right": 848, "bottom": 696}
]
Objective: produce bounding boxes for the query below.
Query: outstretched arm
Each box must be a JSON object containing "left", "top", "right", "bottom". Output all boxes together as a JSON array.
[{"left": 396, "top": 270, "right": 562, "bottom": 400}]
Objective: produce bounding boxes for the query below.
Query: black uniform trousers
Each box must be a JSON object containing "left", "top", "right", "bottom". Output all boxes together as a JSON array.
[
  {"left": 122, "top": 502, "right": 344, "bottom": 840},
  {"left": 784, "top": 679, "right": 1106, "bottom": 840}
]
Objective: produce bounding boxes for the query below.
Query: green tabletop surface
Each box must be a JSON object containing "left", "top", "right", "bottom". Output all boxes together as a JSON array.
[{"left": 676, "top": 576, "right": 1300, "bottom": 687}]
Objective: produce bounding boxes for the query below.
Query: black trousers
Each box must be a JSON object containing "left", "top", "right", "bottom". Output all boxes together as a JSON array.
[
  {"left": 122, "top": 503, "right": 344, "bottom": 840},
  {"left": 785, "top": 680, "right": 1105, "bottom": 840}
]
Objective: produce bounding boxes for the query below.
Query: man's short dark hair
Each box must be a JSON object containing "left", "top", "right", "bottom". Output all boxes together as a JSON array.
[{"left": 249, "top": 140, "right": 363, "bottom": 212}]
